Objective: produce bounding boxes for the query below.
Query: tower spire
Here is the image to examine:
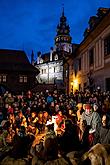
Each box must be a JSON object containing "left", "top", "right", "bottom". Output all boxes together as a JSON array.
[
  {"left": 62, "top": 3, "right": 64, "bottom": 16},
  {"left": 55, "top": 5, "right": 72, "bottom": 44},
  {"left": 54, "top": 6, "right": 72, "bottom": 53}
]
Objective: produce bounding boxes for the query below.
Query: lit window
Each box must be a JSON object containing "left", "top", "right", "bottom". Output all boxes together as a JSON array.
[
  {"left": 54, "top": 54, "right": 58, "bottom": 60},
  {"left": 66, "top": 70, "right": 68, "bottom": 77},
  {"left": 19, "top": 76, "right": 23, "bottom": 83},
  {"left": 40, "top": 58, "right": 43, "bottom": 64},
  {"left": 0, "top": 74, "right": 7, "bottom": 82},
  {"left": 19, "top": 75, "right": 27, "bottom": 83},
  {"left": 56, "top": 37, "right": 58, "bottom": 42},
  {"left": 2, "top": 75, "right": 6, "bottom": 82},
  {"left": 24, "top": 76, "right": 27, "bottom": 83},
  {"left": 49, "top": 67, "right": 54, "bottom": 73}
]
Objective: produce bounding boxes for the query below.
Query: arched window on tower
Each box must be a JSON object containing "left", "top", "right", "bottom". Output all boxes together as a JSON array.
[{"left": 54, "top": 54, "right": 58, "bottom": 60}]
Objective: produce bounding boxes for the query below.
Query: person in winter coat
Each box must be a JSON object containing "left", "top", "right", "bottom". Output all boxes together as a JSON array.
[
  {"left": 81, "top": 104, "right": 101, "bottom": 132},
  {"left": 46, "top": 93, "right": 53, "bottom": 105},
  {"left": 94, "top": 114, "right": 110, "bottom": 144}
]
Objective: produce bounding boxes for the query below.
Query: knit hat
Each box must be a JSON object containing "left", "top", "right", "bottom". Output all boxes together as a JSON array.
[
  {"left": 85, "top": 104, "right": 91, "bottom": 110},
  {"left": 85, "top": 104, "right": 92, "bottom": 115}
]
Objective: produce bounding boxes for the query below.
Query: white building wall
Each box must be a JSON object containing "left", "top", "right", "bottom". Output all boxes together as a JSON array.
[{"left": 35, "top": 60, "right": 63, "bottom": 84}]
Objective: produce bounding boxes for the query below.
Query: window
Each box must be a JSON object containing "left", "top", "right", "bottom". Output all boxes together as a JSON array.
[
  {"left": 2, "top": 75, "right": 6, "bottom": 82},
  {"left": 54, "top": 66, "right": 60, "bottom": 73},
  {"left": 56, "top": 37, "right": 58, "bottom": 42},
  {"left": 40, "top": 58, "right": 43, "bottom": 64},
  {"left": 19, "top": 75, "right": 27, "bottom": 83},
  {"left": 43, "top": 69, "right": 46, "bottom": 74},
  {"left": 19, "top": 76, "right": 23, "bottom": 83},
  {"left": 24, "top": 76, "right": 27, "bottom": 83},
  {"left": 78, "top": 58, "right": 81, "bottom": 71},
  {"left": 54, "top": 54, "right": 58, "bottom": 60},
  {"left": 0, "top": 74, "right": 7, "bottom": 82},
  {"left": 104, "top": 35, "right": 110, "bottom": 56},
  {"left": 89, "top": 48, "right": 94, "bottom": 65},
  {"left": 66, "top": 70, "right": 68, "bottom": 77},
  {"left": 41, "top": 69, "right": 46, "bottom": 74}
]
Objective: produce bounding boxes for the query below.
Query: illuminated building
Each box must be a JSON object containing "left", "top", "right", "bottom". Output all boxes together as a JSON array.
[
  {"left": 70, "top": 8, "right": 110, "bottom": 93},
  {"left": 34, "top": 7, "right": 110, "bottom": 94},
  {"left": 34, "top": 7, "right": 73, "bottom": 92}
]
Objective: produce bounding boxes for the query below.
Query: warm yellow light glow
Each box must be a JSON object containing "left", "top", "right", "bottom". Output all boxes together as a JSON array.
[
  {"left": 71, "top": 81, "right": 73, "bottom": 86},
  {"left": 73, "top": 79, "right": 78, "bottom": 89},
  {"left": 73, "top": 79, "right": 78, "bottom": 84}
]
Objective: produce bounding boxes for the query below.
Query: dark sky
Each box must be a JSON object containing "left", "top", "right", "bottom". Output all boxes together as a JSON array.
[{"left": 0, "top": 0, "right": 110, "bottom": 61}]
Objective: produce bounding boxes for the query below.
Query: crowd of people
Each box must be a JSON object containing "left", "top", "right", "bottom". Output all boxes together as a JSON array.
[{"left": 0, "top": 89, "right": 110, "bottom": 165}]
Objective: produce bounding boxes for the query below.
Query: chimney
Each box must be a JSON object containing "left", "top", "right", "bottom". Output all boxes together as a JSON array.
[{"left": 50, "top": 47, "right": 53, "bottom": 61}]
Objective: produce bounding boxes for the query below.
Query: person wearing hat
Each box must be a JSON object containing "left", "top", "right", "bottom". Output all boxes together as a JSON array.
[
  {"left": 81, "top": 104, "right": 101, "bottom": 147},
  {"left": 81, "top": 104, "right": 101, "bottom": 133}
]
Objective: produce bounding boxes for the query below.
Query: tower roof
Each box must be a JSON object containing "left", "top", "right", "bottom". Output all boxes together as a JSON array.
[
  {"left": 55, "top": 6, "right": 72, "bottom": 44},
  {"left": 62, "top": 4, "right": 64, "bottom": 17},
  {"left": 56, "top": 7, "right": 70, "bottom": 36}
]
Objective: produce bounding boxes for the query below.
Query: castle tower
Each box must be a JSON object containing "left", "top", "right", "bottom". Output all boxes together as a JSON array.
[{"left": 55, "top": 6, "right": 72, "bottom": 54}]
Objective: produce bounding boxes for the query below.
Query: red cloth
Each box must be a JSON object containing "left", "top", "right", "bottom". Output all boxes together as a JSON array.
[
  {"left": 88, "top": 133, "right": 94, "bottom": 146},
  {"left": 7, "top": 108, "right": 14, "bottom": 114}
]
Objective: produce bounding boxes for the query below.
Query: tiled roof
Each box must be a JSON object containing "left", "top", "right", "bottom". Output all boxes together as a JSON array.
[{"left": 0, "top": 49, "right": 39, "bottom": 73}]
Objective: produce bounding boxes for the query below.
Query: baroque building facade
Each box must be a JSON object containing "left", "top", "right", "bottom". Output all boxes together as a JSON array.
[{"left": 69, "top": 8, "right": 110, "bottom": 93}]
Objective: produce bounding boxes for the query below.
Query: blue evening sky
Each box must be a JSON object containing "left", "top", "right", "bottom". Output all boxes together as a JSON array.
[{"left": 0, "top": 0, "right": 110, "bottom": 61}]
